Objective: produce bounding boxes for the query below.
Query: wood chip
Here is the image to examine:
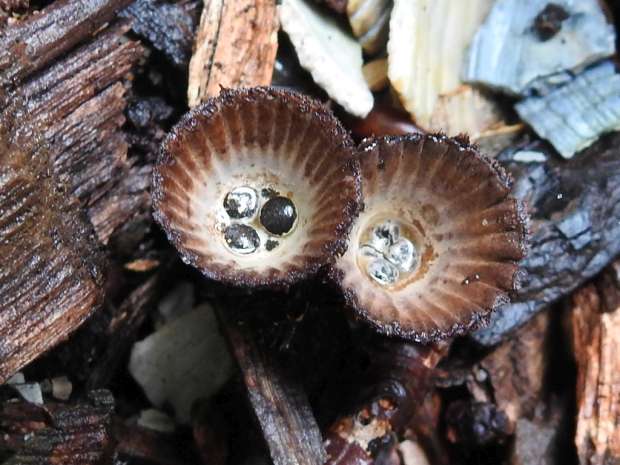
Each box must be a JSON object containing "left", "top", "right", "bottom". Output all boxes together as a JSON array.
[
  {"left": 571, "top": 262, "right": 620, "bottom": 465},
  {"left": 187, "top": 0, "right": 279, "bottom": 107},
  {"left": 279, "top": 0, "right": 373, "bottom": 117},
  {"left": 362, "top": 57, "right": 388, "bottom": 92}
]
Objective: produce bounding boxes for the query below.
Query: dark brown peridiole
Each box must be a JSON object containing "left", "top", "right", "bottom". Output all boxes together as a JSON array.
[
  {"left": 153, "top": 86, "right": 362, "bottom": 288},
  {"left": 332, "top": 134, "right": 529, "bottom": 342}
]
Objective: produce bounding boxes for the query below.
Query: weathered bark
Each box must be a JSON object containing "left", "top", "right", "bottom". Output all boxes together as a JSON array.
[
  {"left": 218, "top": 304, "right": 326, "bottom": 465},
  {"left": 571, "top": 261, "right": 620, "bottom": 465},
  {"left": 474, "top": 132, "right": 620, "bottom": 345},
  {"left": 114, "top": 419, "right": 202, "bottom": 465},
  {"left": 479, "top": 311, "right": 549, "bottom": 424},
  {"left": 0, "top": 111, "right": 105, "bottom": 384},
  {"left": 85, "top": 273, "right": 161, "bottom": 390},
  {"left": 120, "top": 0, "right": 200, "bottom": 69},
  {"left": 0, "top": 390, "right": 116, "bottom": 464},
  {"left": 8, "top": 19, "right": 146, "bottom": 244},
  {"left": 0, "top": 0, "right": 134, "bottom": 84},
  {"left": 187, "top": 0, "right": 278, "bottom": 106},
  {"left": 0, "top": 0, "right": 144, "bottom": 382},
  {"left": 324, "top": 340, "right": 444, "bottom": 465},
  {"left": 440, "top": 308, "right": 576, "bottom": 465}
]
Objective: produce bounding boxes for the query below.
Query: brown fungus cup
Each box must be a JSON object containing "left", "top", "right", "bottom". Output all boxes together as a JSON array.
[
  {"left": 332, "top": 134, "right": 528, "bottom": 342},
  {"left": 153, "top": 87, "right": 361, "bottom": 287}
]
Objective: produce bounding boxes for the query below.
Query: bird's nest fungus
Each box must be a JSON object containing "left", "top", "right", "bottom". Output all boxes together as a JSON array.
[
  {"left": 154, "top": 87, "right": 528, "bottom": 341},
  {"left": 153, "top": 87, "right": 362, "bottom": 288},
  {"left": 332, "top": 135, "right": 529, "bottom": 342}
]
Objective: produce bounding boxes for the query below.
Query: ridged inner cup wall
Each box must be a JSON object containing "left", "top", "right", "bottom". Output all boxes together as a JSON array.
[
  {"left": 333, "top": 134, "right": 528, "bottom": 341},
  {"left": 153, "top": 87, "right": 361, "bottom": 288}
]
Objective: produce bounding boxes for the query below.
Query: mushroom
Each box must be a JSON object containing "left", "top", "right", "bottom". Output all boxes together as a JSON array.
[
  {"left": 153, "top": 87, "right": 361, "bottom": 288},
  {"left": 331, "top": 134, "right": 528, "bottom": 341}
]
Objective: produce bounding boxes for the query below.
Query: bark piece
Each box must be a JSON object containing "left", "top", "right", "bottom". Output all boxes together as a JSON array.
[
  {"left": 0, "top": 0, "right": 134, "bottom": 85},
  {"left": 0, "top": 110, "right": 105, "bottom": 384},
  {"left": 479, "top": 311, "right": 549, "bottom": 424},
  {"left": 218, "top": 303, "right": 326, "bottom": 465},
  {"left": 187, "top": 0, "right": 279, "bottom": 107},
  {"left": 85, "top": 274, "right": 161, "bottom": 390},
  {"left": 463, "top": 0, "right": 615, "bottom": 95},
  {"left": 474, "top": 132, "right": 620, "bottom": 345},
  {"left": 515, "top": 61, "right": 620, "bottom": 159},
  {"left": 120, "top": 0, "right": 200, "bottom": 69},
  {"left": 0, "top": 390, "right": 116, "bottom": 464},
  {"left": 571, "top": 262, "right": 620, "bottom": 465},
  {"left": 114, "top": 419, "right": 201, "bottom": 465},
  {"left": 13, "top": 22, "right": 146, "bottom": 244},
  {"left": 324, "top": 340, "right": 444, "bottom": 463},
  {"left": 0, "top": 0, "right": 145, "bottom": 382}
]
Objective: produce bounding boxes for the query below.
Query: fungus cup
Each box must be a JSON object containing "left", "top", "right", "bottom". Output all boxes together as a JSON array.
[
  {"left": 153, "top": 87, "right": 361, "bottom": 288},
  {"left": 332, "top": 134, "right": 528, "bottom": 342}
]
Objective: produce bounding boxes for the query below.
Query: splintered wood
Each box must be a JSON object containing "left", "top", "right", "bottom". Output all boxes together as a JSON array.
[
  {"left": 187, "top": 0, "right": 278, "bottom": 107},
  {"left": 571, "top": 262, "right": 620, "bottom": 465},
  {"left": 0, "top": 0, "right": 144, "bottom": 384},
  {"left": 0, "top": 390, "right": 116, "bottom": 464}
]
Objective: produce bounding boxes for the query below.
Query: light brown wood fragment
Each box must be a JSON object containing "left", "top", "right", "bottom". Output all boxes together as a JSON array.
[
  {"left": 480, "top": 311, "right": 549, "bottom": 424},
  {"left": 572, "top": 262, "right": 620, "bottom": 465},
  {"left": 188, "top": 0, "right": 278, "bottom": 107}
]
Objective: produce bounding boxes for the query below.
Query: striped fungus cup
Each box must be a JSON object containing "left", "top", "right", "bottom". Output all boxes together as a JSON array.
[{"left": 154, "top": 88, "right": 528, "bottom": 341}]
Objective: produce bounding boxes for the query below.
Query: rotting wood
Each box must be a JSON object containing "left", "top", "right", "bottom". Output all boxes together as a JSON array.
[
  {"left": 217, "top": 303, "right": 326, "bottom": 465},
  {"left": 120, "top": 0, "right": 200, "bottom": 69},
  {"left": 85, "top": 273, "right": 161, "bottom": 390},
  {"left": 0, "top": 110, "right": 105, "bottom": 384},
  {"left": 474, "top": 132, "right": 620, "bottom": 345},
  {"left": 324, "top": 339, "right": 444, "bottom": 464},
  {"left": 0, "top": 390, "right": 116, "bottom": 464},
  {"left": 0, "top": 0, "right": 134, "bottom": 85},
  {"left": 113, "top": 418, "right": 202, "bottom": 465},
  {"left": 0, "top": 0, "right": 145, "bottom": 383},
  {"left": 187, "top": 0, "right": 279, "bottom": 107},
  {"left": 571, "top": 261, "right": 620, "bottom": 465},
  {"left": 8, "top": 19, "right": 146, "bottom": 244},
  {"left": 479, "top": 311, "right": 549, "bottom": 425}
]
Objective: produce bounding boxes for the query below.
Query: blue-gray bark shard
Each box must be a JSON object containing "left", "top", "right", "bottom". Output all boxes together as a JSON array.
[
  {"left": 515, "top": 61, "right": 620, "bottom": 158},
  {"left": 473, "top": 134, "right": 620, "bottom": 346},
  {"left": 462, "top": 0, "right": 616, "bottom": 95}
]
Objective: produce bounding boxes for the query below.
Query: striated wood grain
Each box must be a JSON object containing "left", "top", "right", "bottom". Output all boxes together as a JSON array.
[
  {"left": 0, "top": 390, "right": 116, "bottom": 464},
  {"left": 324, "top": 339, "right": 443, "bottom": 465},
  {"left": 571, "top": 261, "right": 620, "bottom": 465},
  {"left": 0, "top": 0, "right": 144, "bottom": 383},
  {"left": 0, "top": 110, "right": 105, "bottom": 384},
  {"left": 187, "top": 0, "right": 278, "bottom": 107},
  {"left": 474, "top": 132, "right": 620, "bottom": 346},
  {"left": 217, "top": 302, "right": 326, "bottom": 465},
  {"left": 0, "top": 0, "right": 134, "bottom": 85}
]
